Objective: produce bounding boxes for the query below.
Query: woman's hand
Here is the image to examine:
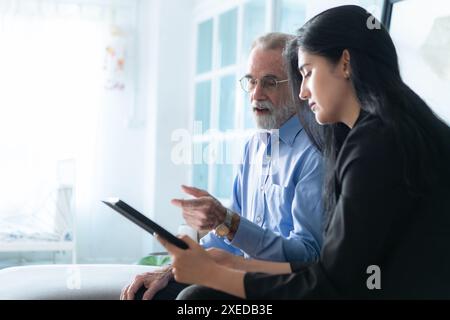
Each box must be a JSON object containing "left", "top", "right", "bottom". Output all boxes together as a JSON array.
[
  {"left": 206, "top": 247, "right": 241, "bottom": 269},
  {"left": 156, "top": 234, "right": 219, "bottom": 286}
]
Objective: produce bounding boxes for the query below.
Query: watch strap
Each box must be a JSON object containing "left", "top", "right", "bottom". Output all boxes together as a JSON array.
[{"left": 224, "top": 208, "right": 233, "bottom": 227}]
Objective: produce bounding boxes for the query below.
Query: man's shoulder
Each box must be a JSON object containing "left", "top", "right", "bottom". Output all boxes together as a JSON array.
[{"left": 291, "top": 129, "right": 322, "bottom": 159}]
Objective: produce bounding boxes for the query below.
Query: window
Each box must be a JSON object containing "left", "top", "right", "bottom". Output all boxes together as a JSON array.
[
  {"left": 242, "top": 0, "right": 267, "bottom": 129},
  {"left": 192, "top": 0, "right": 384, "bottom": 202},
  {"left": 196, "top": 19, "right": 214, "bottom": 74},
  {"left": 0, "top": 0, "right": 138, "bottom": 218},
  {"left": 276, "top": 0, "right": 307, "bottom": 33},
  {"left": 218, "top": 9, "right": 238, "bottom": 68},
  {"left": 386, "top": 0, "right": 450, "bottom": 124}
]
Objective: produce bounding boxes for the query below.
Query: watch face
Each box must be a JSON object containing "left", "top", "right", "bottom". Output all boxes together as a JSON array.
[{"left": 215, "top": 223, "right": 230, "bottom": 237}]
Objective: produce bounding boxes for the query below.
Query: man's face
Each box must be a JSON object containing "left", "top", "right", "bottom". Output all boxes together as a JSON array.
[{"left": 245, "top": 47, "right": 295, "bottom": 129}]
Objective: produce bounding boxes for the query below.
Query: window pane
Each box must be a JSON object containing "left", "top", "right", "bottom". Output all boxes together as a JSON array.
[
  {"left": 218, "top": 8, "right": 237, "bottom": 67},
  {"left": 389, "top": 0, "right": 450, "bottom": 124},
  {"left": 213, "top": 163, "right": 233, "bottom": 199},
  {"left": 218, "top": 74, "right": 236, "bottom": 131},
  {"left": 241, "top": 0, "right": 266, "bottom": 62},
  {"left": 299, "top": 1, "right": 383, "bottom": 23},
  {"left": 276, "top": 0, "right": 306, "bottom": 33},
  {"left": 358, "top": 0, "right": 383, "bottom": 21},
  {"left": 194, "top": 80, "right": 211, "bottom": 130},
  {"left": 196, "top": 19, "right": 213, "bottom": 74},
  {"left": 192, "top": 161, "right": 209, "bottom": 190}
]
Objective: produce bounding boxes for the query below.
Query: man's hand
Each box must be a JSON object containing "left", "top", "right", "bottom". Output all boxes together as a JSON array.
[
  {"left": 171, "top": 185, "right": 226, "bottom": 231},
  {"left": 120, "top": 266, "right": 173, "bottom": 300}
]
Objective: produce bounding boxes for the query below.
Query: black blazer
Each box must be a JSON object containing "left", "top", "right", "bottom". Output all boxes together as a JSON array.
[{"left": 244, "top": 112, "right": 450, "bottom": 299}]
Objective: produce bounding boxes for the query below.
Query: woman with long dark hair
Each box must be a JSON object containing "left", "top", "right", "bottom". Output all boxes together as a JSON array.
[{"left": 157, "top": 5, "right": 450, "bottom": 299}]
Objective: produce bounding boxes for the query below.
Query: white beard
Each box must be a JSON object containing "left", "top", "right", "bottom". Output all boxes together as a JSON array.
[{"left": 252, "top": 101, "right": 297, "bottom": 129}]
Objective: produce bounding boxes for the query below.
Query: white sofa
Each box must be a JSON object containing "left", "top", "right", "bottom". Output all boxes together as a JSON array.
[{"left": 0, "top": 264, "right": 158, "bottom": 300}]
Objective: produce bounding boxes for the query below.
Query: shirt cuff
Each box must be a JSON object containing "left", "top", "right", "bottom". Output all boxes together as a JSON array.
[{"left": 224, "top": 216, "right": 263, "bottom": 255}]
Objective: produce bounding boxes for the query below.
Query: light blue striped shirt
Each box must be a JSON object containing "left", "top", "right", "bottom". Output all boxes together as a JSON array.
[{"left": 201, "top": 115, "right": 324, "bottom": 263}]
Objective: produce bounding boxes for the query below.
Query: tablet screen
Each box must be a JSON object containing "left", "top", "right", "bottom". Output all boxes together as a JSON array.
[{"left": 102, "top": 198, "right": 188, "bottom": 250}]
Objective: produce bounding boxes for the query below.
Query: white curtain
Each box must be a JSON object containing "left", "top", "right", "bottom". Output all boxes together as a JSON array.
[{"left": 0, "top": 0, "right": 137, "bottom": 232}]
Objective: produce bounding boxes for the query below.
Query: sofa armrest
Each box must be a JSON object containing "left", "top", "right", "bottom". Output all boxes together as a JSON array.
[{"left": 0, "top": 264, "right": 158, "bottom": 300}]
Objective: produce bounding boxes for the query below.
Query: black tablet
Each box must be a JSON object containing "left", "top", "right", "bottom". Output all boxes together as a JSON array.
[{"left": 102, "top": 198, "right": 188, "bottom": 250}]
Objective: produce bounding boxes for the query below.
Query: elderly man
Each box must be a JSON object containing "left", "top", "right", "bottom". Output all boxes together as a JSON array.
[{"left": 121, "top": 32, "right": 324, "bottom": 300}]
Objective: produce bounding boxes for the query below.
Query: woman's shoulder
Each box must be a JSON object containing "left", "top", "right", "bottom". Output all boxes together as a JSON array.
[
  {"left": 342, "top": 112, "right": 396, "bottom": 158},
  {"left": 336, "top": 112, "right": 400, "bottom": 182}
]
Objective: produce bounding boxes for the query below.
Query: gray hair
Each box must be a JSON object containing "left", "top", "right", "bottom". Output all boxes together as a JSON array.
[{"left": 251, "top": 32, "right": 295, "bottom": 51}]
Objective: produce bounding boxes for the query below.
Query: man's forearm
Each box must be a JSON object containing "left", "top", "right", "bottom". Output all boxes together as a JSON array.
[{"left": 228, "top": 215, "right": 318, "bottom": 261}]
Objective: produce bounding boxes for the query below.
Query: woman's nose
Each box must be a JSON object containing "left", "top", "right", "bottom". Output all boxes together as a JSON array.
[{"left": 298, "top": 83, "right": 310, "bottom": 101}]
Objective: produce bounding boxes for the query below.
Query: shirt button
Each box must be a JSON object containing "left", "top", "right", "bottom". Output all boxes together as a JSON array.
[
  {"left": 256, "top": 216, "right": 261, "bottom": 223},
  {"left": 260, "top": 185, "right": 264, "bottom": 191}
]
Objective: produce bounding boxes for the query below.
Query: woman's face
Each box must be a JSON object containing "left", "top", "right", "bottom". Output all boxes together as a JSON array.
[{"left": 297, "top": 49, "right": 353, "bottom": 125}]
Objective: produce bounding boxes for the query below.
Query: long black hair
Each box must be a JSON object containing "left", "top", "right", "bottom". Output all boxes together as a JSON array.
[{"left": 285, "top": 5, "right": 450, "bottom": 220}]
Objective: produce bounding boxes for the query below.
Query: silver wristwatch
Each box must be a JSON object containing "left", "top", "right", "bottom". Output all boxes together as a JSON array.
[{"left": 215, "top": 208, "right": 233, "bottom": 237}]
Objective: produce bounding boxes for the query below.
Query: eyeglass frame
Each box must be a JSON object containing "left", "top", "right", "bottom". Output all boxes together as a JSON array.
[{"left": 239, "top": 75, "right": 289, "bottom": 93}]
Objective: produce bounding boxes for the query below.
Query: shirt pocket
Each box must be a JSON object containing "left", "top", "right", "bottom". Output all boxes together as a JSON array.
[{"left": 264, "top": 183, "right": 294, "bottom": 232}]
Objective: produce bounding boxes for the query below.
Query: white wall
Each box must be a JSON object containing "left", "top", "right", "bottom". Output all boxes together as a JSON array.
[
  {"left": 142, "top": 0, "right": 195, "bottom": 255},
  {"left": 75, "top": 61, "right": 148, "bottom": 263},
  {"left": 75, "top": 0, "right": 194, "bottom": 263}
]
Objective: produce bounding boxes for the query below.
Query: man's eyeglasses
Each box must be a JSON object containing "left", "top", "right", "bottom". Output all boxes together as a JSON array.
[{"left": 239, "top": 76, "right": 288, "bottom": 93}]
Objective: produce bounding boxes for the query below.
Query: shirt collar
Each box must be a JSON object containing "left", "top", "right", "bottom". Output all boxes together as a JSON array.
[{"left": 271, "top": 115, "right": 303, "bottom": 146}]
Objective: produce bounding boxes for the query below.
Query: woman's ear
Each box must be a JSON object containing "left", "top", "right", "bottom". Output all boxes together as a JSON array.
[{"left": 341, "top": 49, "right": 351, "bottom": 79}]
